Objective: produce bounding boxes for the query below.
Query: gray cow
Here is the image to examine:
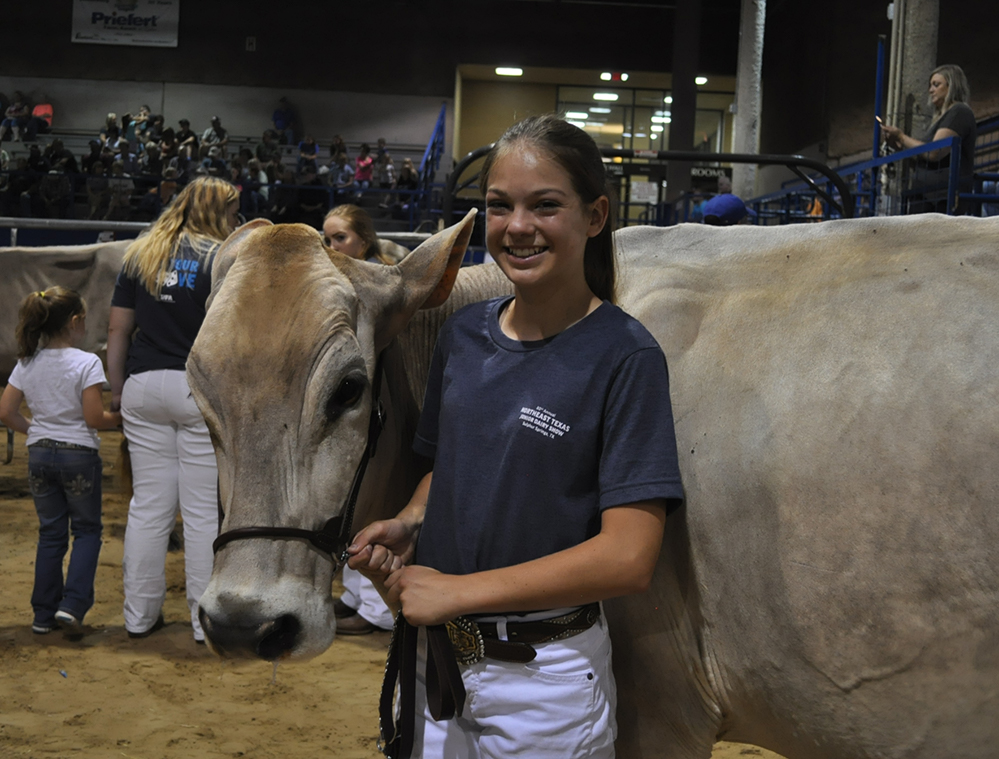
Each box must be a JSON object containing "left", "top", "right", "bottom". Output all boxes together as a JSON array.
[{"left": 191, "top": 212, "right": 999, "bottom": 758}]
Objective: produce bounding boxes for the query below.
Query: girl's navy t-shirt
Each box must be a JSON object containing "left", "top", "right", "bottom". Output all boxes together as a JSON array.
[{"left": 414, "top": 296, "right": 684, "bottom": 577}]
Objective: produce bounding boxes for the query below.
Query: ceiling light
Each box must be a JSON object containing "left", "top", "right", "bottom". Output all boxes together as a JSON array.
[
  {"left": 651, "top": 116, "right": 670, "bottom": 123},
  {"left": 620, "top": 73, "right": 629, "bottom": 81},
  {"left": 654, "top": 110, "right": 671, "bottom": 117},
  {"left": 651, "top": 125, "right": 664, "bottom": 132},
  {"left": 622, "top": 132, "right": 632, "bottom": 138},
  {"left": 495, "top": 67, "right": 523, "bottom": 77},
  {"left": 635, "top": 133, "right": 647, "bottom": 138},
  {"left": 593, "top": 93, "right": 619, "bottom": 101},
  {"left": 565, "top": 111, "right": 589, "bottom": 120},
  {"left": 567, "top": 120, "right": 587, "bottom": 129},
  {"left": 600, "top": 72, "right": 612, "bottom": 81},
  {"left": 664, "top": 96, "right": 673, "bottom": 104},
  {"left": 590, "top": 107, "right": 612, "bottom": 114},
  {"left": 695, "top": 76, "right": 708, "bottom": 85}
]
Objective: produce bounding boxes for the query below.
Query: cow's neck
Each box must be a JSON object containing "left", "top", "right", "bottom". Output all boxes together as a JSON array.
[{"left": 358, "top": 263, "right": 512, "bottom": 528}]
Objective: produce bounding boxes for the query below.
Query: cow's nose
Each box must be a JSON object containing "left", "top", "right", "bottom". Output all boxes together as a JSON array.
[{"left": 199, "top": 608, "right": 301, "bottom": 661}]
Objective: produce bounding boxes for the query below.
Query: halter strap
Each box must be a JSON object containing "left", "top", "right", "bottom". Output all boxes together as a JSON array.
[{"left": 211, "top": 353, "right": 386, "bottom": 570}]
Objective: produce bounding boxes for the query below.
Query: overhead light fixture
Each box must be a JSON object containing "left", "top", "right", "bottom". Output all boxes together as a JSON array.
[
  {"left": 623, "top": 132, "right": 632, "bottom": 138},
  {"left": 651, "top": 125, "right": 664, "bottom": 132},
  {"left": 654, "top": 110, "right": 671, "bottom": 117},
  {"left": 565, "top": 111, "right": 589, "bottom": 120},
  {"left": 651, "top": 116, "right": 670, "bottom": 123},
  {"left": 695, "top": 76, "right": 708, "bottom": 85},
  {"left": 635, "top": 133, "right": 647, "bottom": 138},
  {"left": 600, "top": 72, "right": 612, "bottom": 81},
  {"left": 590, "top": 107, "right": 612, "bottom": 114},
  {"left": 567, "top": 120, "right": 587, "bottom": 129},
  {"left": 593, "top": 93, "right": 619, "bottom": 101},
  {"left": 664, "top": 95, "right": 673, "bottom": 104},
  {"left": 495, "top": 67, "right": 523, "bottom": 77}
]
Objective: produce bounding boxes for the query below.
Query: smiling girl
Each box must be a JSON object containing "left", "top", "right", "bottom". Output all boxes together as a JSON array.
[{"left": 349, "top": 114, "right": 683, "bottom": 758}]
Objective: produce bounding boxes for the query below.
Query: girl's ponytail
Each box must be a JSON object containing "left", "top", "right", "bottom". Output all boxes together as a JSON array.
[{"left": 15, "top": 287, "right": 86, "bottom": 359}]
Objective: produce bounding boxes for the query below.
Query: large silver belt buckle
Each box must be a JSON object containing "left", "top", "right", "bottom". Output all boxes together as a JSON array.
[{"left": 446, "top": 617, "right": 485, "bottom": 665}]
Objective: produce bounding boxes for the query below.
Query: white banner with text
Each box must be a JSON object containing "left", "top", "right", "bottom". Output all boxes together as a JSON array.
[{"left": 72, "top": 0, "right": 179, "bottom": 48}]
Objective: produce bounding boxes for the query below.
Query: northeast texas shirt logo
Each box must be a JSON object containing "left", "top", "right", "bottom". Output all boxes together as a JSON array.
[{"left": 519, "top": 406, "right": 571, "bottom": 440}]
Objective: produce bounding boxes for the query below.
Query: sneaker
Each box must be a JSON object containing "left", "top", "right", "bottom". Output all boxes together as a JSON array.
[
  {"left": 55, "top": 610, "right": 83, "bottom": 632},
  {"left": 32, "top": 620, "right": 58, "bottom": 634},
  {"left": 127, "top": 613, "right": 165, "bottom": 639}
]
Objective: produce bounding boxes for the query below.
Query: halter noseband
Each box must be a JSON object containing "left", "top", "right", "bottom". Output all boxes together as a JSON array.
[{"left": 211, "top": 354, "right": 386, "bottom": 570}]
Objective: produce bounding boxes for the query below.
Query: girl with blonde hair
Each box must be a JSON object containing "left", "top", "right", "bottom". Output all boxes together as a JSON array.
[{"left": 107, "top": 176, "right": 239, "bottom": 642}]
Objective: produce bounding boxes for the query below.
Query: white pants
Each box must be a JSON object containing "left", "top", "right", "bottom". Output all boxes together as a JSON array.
[
  {"left": 121, "top": 369, "right": 217, "bottom": 640},
  {"left": 412, "top": 614, "right": 617, "bottom": 759},
  {"left": 340, "top": 565, "right": 396, "bottom": 629}
]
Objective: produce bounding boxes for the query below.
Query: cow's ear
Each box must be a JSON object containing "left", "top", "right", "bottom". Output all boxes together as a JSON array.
[
  {"left": 207, "top": 219, "right": 272, "bottom": 310},
  {"left": 401, "top": 208, "right": 476, "bottom": 309},
  {"left": 357, "top": 208, "right": 477, "bottom": 351}
]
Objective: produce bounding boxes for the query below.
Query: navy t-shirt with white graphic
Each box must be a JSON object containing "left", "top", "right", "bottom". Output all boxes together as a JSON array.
[
  {"left": 414, "top": 296, "right": 684, "bottom": 576},
  {"left": 111, "top": 236, "right": 218, "bottom": 378}
]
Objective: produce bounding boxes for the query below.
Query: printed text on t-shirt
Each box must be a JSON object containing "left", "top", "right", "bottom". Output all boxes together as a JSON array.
[{"left": 519, "top": 406, "right": 571, "bottom": 440}]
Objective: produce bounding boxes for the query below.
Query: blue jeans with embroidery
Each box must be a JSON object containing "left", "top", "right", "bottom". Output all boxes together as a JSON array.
[{"left": 27, "top": 446, "right": 103, "bottom": 626}]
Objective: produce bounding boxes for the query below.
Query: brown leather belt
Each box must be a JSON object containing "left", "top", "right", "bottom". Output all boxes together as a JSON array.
[{"left": 378, "top": 604, "right": 602, "bottom": 759}]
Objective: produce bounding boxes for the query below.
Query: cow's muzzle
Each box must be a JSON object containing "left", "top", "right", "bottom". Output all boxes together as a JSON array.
[{"left": 199, "top": 607, "right": 301, "bottom": 660}]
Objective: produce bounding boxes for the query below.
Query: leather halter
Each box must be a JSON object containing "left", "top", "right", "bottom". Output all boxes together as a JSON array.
[{"left": 211, "top": 354, "right": 386, "bottom": 570}]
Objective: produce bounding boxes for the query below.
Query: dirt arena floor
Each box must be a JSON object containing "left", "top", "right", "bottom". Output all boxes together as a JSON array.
[{"left": 0, "top": 409, "right": 784, "bottom": 759}]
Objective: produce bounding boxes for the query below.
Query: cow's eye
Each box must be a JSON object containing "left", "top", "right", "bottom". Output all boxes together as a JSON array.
[{"left": 326, "top": 374, "right": 365, "bottom": 420}]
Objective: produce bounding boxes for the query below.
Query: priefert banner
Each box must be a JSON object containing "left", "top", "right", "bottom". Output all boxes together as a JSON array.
[{"left": 72, "top": 0, "right": 179, "bottom": 48}]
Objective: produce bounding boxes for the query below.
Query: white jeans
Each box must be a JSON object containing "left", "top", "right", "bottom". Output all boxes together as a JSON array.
[
  {"left": 341, "top": 565, "right": 395, "bottom": 629},
  {"left": 121, "top": 369, "right": 217, "bottom": 640},
  {"left": 412, "top": 613, "right": 617, "bottom": 759}
]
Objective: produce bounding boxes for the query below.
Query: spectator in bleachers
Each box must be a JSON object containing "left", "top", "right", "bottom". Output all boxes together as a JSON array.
[
  {"left": 176, "top": 118, "right": 198, "bottom": 155},
  {"left": 298, "top": 134, "right": 319, "bottom": 172},
  {"left": 397, "top": 157, "right": 419, "bottom": 192},
  {"left": 377, "top": 152, "right": 396, "bottom": 208},
  {"left": 201, "top": 145, "right": 227, "bottom": 177},
  {"left": 331, "top": 152, "right": 355, "bottom": 202},
  {"left": 125, "top": 106, "right": 151, "bottom": 151},
  {"left": 81, "top": 140, "right": 103, "bottom": 175},
  {"left": 297, "top": 164, "right": 329, "bottom": 229},
  {"left": 376, "top": 137, "right": 387, "bottom": 157},
  {"left": 247, "top": 157, "right": 269, "bottom": 208},
  {"left": 138, "top": 144, "right": 164, "bottom": 178},
  {"left": 201, "top": 116, "right": 229, "bottom": 157},
  {"left": 106, "top": 161, "right": 135, "bottom": 221},
  {"left": 39, "top": 169, "right": 73, "bottom": 219},
  {"left": 99, "top": 113, "right": 120, "bottom": 148},
  {"left": 26, "top": 144, "right": 49, "bottom": 173},
  {"left": 716, "top": 174, "right": 732, "bottom": 195},
  {"left": 144, "top": 114, "right": 165, "bottom": 147},
  {"left": 1, "top": 91, "right": 31, "bottom": 142},
  {"left": 272, "top": 97, "right": 296, "bottom": 145},
  {"left": 880, "top": 64, "right": 977, "bottom": 214},
  {"left": 87, "top": 161, "right": 110, "bottom": 220},
  {"left": 353, "top": 143, "right": 374, "bottom": 198},
  {"left": 43, "top": 139, "right": 79, "bottom": 174},
  {"left": 115, "top": 141, "right": 139, "bottom": 176},
  {"left": 269, "top": 166, "right": 298, "bottom": 223},
  {"left": 7, "top": 158, "right": 34, "bottom": 217},
  {"left": 159, "top": 128, "right": 178, "bottom": 161},
  {"left": 330, "top": 134, "right": 348, "bottom": 160},
  {"left": 136, "top": 166, "right": 179, "bottom": 221},
  {"left": 256, "top": 130, "right": 278, "bottom": 163}
]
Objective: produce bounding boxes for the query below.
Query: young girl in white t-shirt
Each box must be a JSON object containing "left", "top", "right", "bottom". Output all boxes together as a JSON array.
[{"left": 0, "top": 286, "right": 121, "bottom": 635}]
